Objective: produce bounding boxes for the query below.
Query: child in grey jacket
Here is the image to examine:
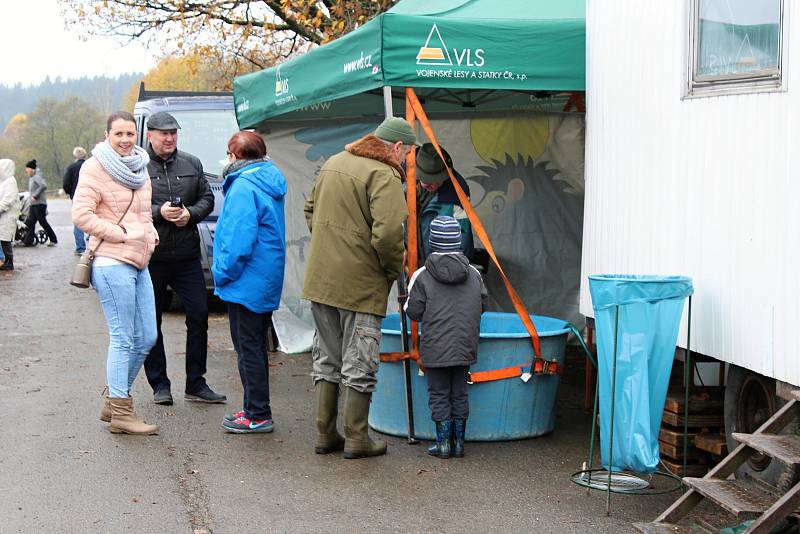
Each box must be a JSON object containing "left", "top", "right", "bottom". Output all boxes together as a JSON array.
[{"left": 404, "top": 215, "right": 487, "bottom": 458}]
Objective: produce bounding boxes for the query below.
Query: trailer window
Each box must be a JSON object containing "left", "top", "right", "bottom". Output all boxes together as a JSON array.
[{"left": 688, "top": 0, "right": 785, "bottom": 97}]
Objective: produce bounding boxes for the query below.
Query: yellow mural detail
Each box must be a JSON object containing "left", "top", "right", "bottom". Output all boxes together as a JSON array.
[{"left": 470, "top": 117, "right": 549, "bottom": 163}]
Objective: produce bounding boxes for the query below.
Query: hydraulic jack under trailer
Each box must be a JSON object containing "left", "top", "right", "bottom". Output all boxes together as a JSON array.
[{"left": 635, "top": 390, "right": 800, "bottom": 533}]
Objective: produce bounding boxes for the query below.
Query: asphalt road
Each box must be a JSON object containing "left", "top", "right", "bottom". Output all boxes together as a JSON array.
[{"left": 0, "top": 199, "right": 682, "bottom": 533}]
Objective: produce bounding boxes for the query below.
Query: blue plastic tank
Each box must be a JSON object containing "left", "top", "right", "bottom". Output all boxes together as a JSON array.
[{"left": 369, "top": 312, "right": 571, "bottom": 441}]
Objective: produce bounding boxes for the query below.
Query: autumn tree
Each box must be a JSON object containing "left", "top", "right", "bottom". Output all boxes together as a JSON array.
[
  {"left": 0, "top": 98, "right": 105, "bottom": 190},
  {"left": 59, "top": 1, "right": 398, "bottom": 80}
]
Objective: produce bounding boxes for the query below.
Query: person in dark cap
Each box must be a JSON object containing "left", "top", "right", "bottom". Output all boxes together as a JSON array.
[
  {"left": 404, "top": 215, "right": 488, "bottom": 459},
  {"left": 143, "top": 111, "right": 225, "bottom": 405},
  {"left": 302, "top": 116, "right": 418, "bottom": 459},
  {"left": 414, "top": 143, "right": 474, "bottom": 262},
  {"left": 22, "top": 159, "right": 58, "bottom": 246}
]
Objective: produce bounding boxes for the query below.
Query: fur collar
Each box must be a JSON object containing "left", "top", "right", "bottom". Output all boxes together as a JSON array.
[{"left": 345, "top": 135, "right": 405, "bottom": 179}]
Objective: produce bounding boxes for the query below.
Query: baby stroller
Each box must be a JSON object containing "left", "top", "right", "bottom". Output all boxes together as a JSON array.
[{"left": 15, "top": 192, "right": 49, "bottom": 245}]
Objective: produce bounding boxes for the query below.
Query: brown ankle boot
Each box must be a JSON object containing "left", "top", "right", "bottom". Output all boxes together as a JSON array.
[
  {"left": 109, "top": 397, "right": 159, "bottom": 435},
  {"left": 100, "top": 386, "right": 111, "bottom": 422}
]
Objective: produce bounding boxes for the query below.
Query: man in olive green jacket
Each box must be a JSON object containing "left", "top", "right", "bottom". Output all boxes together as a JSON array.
[{"left": 302, "top": 117, "right": 418, "bottom": 459}]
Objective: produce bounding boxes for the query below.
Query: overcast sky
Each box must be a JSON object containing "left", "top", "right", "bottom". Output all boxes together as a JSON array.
[{"left": 0, "top": 0, "right": 159, "bottom": 87}]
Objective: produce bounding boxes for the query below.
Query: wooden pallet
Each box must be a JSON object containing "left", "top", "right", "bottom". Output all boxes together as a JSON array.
[
  {"left": 695, "top": 433, "right": 728, "bottom": 457},
  {"left": 664, "top": 387, "right": 725, "bottom": 414},
  {"left": 660, "top": 457, "right": 709, "bottom": 477}
]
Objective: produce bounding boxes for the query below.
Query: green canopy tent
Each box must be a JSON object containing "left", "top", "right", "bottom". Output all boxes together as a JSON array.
[
  {"left": 234, "top": 0, "right": 585, "bottom": 126},
  {"left": 231, "top": 0, "right": 587, "bottom": 355}
]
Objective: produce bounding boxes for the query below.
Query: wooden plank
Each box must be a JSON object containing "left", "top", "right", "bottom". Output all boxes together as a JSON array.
[
  {"left": 660, "top": 458, "right": 709, "bottom": 477},
  {"left": 745, "top": 479, "right": 800, "bottom": 533},
  {"left": 662, "top": 410, "right": 724, "bottom": 428},
  {"left": 659, "top": 426, "right": 699, "bottom": 446},
  {"left": 634, "top": 522, "right": 708, "bottom": 533},
  {"left": 659, "top": 440, "right": 706, "bottom": 461},
  {"left": 695, "top": 433, "right": 728, "bottom": 456},
  {"left": 664, "top": 387, "right": 725, "bottom": 414}
]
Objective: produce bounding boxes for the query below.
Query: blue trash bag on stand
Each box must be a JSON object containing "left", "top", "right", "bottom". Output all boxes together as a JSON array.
[{"left": 588, "top": 275, "right": 693, "bottom": 473}]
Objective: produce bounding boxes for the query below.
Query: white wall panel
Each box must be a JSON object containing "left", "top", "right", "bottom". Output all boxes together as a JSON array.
[{"left": 581, "top": 0, "right": 800, "bottom": 385}]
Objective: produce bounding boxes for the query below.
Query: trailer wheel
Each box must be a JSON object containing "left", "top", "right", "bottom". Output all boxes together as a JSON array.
[{"left": 724, "top": 364, "right": 800, "bottom": 491}]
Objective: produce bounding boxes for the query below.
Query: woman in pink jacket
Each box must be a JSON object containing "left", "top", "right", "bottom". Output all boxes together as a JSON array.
[{"left": 72, "top": 111, "right": 160, "bottom": 435}]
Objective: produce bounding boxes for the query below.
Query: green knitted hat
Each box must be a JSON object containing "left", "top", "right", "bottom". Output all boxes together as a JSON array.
[{"left": 374, "top": 117, "right": 421, "bottom": 147}]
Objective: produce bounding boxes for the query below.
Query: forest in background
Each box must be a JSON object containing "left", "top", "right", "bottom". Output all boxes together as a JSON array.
[{"left": 0, "top": 74, "right": 142, "bottom": 133}]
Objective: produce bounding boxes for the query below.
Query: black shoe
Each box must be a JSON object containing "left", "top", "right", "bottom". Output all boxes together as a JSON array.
[
  {"left": 0, "top": 260, "right": 13, "bottom": 271},
  {"left": 153, "top": 388, "right": 174, "bottom": 405},
  {"left": 185, "top": 385, "right": 226, "bottom": 404}
]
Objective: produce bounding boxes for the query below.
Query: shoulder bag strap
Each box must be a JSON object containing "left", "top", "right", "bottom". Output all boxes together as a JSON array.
[{"left": 89, "top": 189, "right": 136, "bottom": 259}]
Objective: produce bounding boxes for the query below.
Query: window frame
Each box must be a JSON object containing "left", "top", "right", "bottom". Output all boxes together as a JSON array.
[{"left": 686, "top": 0, "right": 788, "bottom": 98}]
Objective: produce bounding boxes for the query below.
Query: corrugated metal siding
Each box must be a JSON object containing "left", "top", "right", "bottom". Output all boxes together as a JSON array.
[{"left": 581, "top": 1, "right": 800, "bottom": 385}]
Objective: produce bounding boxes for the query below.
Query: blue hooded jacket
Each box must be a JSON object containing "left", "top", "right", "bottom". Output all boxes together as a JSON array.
[{"left": 212, "top": 159, "right": 286, "bottom": 313}]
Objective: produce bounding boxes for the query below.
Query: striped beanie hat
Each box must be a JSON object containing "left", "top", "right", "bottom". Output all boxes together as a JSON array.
[{"left": 429, "top": 215, "right": 462, "bottom": 253}]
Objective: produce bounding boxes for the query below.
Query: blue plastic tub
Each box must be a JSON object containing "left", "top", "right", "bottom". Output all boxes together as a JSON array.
[{"left": 369, "top": 312, "right": 571, "bottom": 441}]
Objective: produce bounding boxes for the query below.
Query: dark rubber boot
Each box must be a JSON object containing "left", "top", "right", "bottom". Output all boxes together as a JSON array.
[
  {"left": 343, "top": 388, "right": 386, "bottom": 459},
  {"left": 452, "top": 418, "right": 466, "bottom": 458},
  {"left": 0, "top": 258, "right": 13, "bottom": 271},
  {"left": 427, "top": 420, "right": 452, "bottom": 459},
  {"left": 314, "top": 380, "right": 345, "bottom": 454}
]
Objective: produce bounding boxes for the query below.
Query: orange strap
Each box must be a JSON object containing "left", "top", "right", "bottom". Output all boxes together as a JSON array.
[
  {"left": 563, "top": 92, "right": 585, "bottom": 113},
  {"left": 467, "top": 359, "right": 561, "bottom": 384},
  {"left": 380, "top": 351, "right": 421, "bottom": 363},
  {"left": 405, "top": 88, "right": 542, "bottom": 359}
]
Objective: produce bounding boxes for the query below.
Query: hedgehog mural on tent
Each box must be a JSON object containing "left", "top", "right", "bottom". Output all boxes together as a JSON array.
[{"left": 470, "top": 154, "right": 584, "bottom": 324}]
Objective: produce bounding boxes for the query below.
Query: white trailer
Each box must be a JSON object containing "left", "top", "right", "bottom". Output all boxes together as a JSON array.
[{"left": 580, "top": 0, "right": 799, "bottom": 487}]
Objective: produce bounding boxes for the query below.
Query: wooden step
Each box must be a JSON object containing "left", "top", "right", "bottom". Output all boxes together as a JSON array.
[
  {"left": 682, "top": 478, "right": 775, "bottom": 516},
  {"left": 732, "top": 433, "right": 800, "bottom": 465},
  {"left": 633, "top": 522, "right": 709, "bottom": 533}
]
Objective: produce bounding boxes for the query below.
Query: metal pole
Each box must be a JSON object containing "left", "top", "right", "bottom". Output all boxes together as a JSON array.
[
  {"left": 383, "top": 86, "right": 394, "bottom": 118},
  {"left": 607, "top": 306, "right": 619, "bottom": 516},
  {"left": 587, "top": 352, "right": 600, "bottom": 495},
  {"left": 397, "top": 271, "right": 418, "bottom": 444},
  {"left": 683, "top": 296, "right": 693, "bottom": 477}
]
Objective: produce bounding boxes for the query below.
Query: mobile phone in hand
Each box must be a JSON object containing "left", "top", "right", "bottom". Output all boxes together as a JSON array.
[{"left": 170, "top": 196, "right": 183, "bottom": 208}]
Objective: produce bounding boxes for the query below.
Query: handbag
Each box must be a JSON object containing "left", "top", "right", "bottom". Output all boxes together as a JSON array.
[{"left": 70, "top": 190, "right": 135, "bottom": 288}]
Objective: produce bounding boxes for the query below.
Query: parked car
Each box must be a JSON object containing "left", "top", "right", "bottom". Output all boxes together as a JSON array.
[{"left": 133, "top": 83, "right": 238, "bottom": 295}]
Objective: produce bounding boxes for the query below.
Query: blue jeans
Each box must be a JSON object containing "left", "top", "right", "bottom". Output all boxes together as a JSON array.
[
  {"left": 73, "top": 226, "right": 86, "bottom": 253},
  {"left": 92, "top": 263, "right": 158, "bottom": 398}
]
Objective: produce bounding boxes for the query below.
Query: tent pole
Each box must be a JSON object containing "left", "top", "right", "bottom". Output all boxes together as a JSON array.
[{"left": 383, "top": 86, "right": 394, "bottom": 118}]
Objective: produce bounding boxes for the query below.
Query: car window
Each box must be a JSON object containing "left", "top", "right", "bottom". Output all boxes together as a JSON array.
[{"left": 169, "top": 109, "right": 239, "bottom": 176}]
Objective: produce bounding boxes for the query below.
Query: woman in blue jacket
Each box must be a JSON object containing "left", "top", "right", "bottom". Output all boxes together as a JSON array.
[{"left": 213, "top": 131, "right": 286, "bottom": 434}]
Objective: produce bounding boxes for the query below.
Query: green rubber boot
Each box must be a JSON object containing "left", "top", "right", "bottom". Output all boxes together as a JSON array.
[
  {"left": 314, "top": 380, "right": 345, "bottom": 454},
  {"left": 343, "top": 387, "right": 387, "bottom": 459}
]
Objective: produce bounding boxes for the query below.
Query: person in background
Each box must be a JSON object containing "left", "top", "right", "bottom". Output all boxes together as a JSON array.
[
  {"left": 62, "top": 146, "right": 87, "bottom": 255},
  {"left": 404, "top": 216, "right": 488, "bottom": 459},
  {"left": 302, "top": 117, "right": 416, "bottom": 459},
  {"left": 22, "top": 159, "right": 58, "bottom": 247},
  {"left": 144, "top": 111, "right": 224, "bottom": 406},
  {"left": 213, "top": 131, "right": 286, "bottom": 434},
  {"left": 72, "top": 111, "right": 159, "bottom": 435},
  {"left": 0, "top": 159, "right": 20, "bottom": 271},
  {"left": 415, "top": 143, "right": 474, "bottom": 262}
]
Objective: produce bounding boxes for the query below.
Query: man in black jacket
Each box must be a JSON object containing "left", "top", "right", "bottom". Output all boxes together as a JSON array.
[
  {"left": 144, "top": 112, "right": 226, "bottom": 405},
  {"left": 62, "top": 146, "right": 86, "bottom": 254}
]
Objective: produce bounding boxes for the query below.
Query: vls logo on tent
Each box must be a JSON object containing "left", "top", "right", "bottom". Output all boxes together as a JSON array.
[
  {"left": 416, "top": 24, "right": 485, "bottom": 67},
  {"left": 275, "top": 66, "right": 289, "bottom": 97}
]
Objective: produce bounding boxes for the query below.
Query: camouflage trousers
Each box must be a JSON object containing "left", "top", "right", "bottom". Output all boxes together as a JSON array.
[{"left": 310, "top": 302, "right": 382, "bottom": 393}]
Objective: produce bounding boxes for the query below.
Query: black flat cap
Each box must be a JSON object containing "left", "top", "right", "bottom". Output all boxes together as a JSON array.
[{"left": 147, "top": 112, "right": 181, "bottom": 130}]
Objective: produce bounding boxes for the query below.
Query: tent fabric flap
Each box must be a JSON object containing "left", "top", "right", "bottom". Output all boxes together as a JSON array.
[
  {"left": 382, "top": 15, "right": 584, "bottom": 91},
  {"left": 234, "top": 18, "right": 384, "bottom": 128},
  {"left": 233, "top": 0, "right": 585, "bottom": 128}
]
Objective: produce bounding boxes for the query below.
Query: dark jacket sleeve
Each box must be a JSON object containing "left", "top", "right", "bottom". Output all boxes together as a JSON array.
[
  {"left": 62, "top": 165, "right": 73, "bottom": 197},
  {"left": 478, "top": 271, "right": 489, "bottom": 313},
  {"left": 404, "top": 270, "right": 427, "bottom": 322},
  {"left": 187, "top": 158, "right": 214, "bottom": 223}
]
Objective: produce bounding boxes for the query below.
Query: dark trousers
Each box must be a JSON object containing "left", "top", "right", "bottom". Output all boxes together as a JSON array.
[
  {"left": 426, "top": 365, "right": 470, "bottom": 422},
  {"left": 228, "top": 303, "right": 272, "bottom": 420},
  {"left": 23, "top": 204, "right": 57, "bottom": 245},
  {"left": 1, "top": 241, "right": 12, "bottom": 261},
  {"left": 144, "top": 258, "right": 208, "bottom": 393}
]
